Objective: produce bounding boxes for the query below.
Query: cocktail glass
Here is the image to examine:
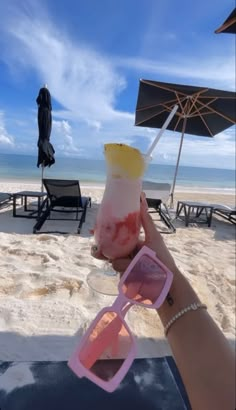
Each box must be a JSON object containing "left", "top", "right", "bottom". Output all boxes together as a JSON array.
[{"left": 87, "top": 143, "right": 148, "bottom": 296}]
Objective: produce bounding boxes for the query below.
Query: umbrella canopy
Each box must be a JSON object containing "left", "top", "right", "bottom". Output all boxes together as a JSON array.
[
  {"left": 135, "top": 79, "right": 236, "bottom": 205},
  {"left": 215, "top": 8, "right": 236, "bottom": 34},
  {"left": 36, "top": 86, "right": 55, "bottom": 168}
]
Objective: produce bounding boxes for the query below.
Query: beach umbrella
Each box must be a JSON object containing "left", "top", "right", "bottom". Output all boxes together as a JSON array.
[
  {"left": 36, "top": 84, "right": 55, "bottom": 191},
  {"left": 135, "top": 79, "right": 236, "bottom": 206},
  {"left": 215, "top": 8, "right": 236, "bottom": 34}
]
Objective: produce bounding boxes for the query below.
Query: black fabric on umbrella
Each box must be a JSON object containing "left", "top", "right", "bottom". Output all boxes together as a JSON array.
[
  {"left": 36, "top": 86, "right": 55, "bottom": 168},
  {"left": 215, "top": 8, "right": 236, "bottom": 34},
  {"left": 135, "top": 79, "right": 236, "bottom": 205}
]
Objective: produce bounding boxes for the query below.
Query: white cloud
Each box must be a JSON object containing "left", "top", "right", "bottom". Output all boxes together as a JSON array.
[
  {"left": 114, "top": 55, "right": 236, "bottom": 90},
  {"left": 149, "top": 127, "right": 236, "bottom": 169},
  {"left": 52, "top": 119, "right": 81, "bottom": 155},
  {"left": 0, "top": 2, "right": 142, "bottom": 156},
  {"left": 1, "top": 3, "right": 126, "bottom": 123},
  {"left": 0, "top": 1, "right": 235, "bottom": 169},
  {"left": 0, "top": 112, "right": 15, "bottom": 146}
]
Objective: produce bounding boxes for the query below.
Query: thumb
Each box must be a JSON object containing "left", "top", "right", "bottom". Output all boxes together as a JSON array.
[{"left": 140, "top": 192, "right": 161, "bottom": 241}]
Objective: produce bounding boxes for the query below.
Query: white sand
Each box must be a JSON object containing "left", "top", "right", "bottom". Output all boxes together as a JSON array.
[{"left": 0, "top": 181, "right": 235, "bottom": 361}]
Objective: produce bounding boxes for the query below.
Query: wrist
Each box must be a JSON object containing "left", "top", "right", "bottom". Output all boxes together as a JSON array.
[{"left": 157, "top": 269, "right": 202, "bottom": 329}]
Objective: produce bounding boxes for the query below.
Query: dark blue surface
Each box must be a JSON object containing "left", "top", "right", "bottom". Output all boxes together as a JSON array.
[{"left": 0, "top": 357, "right": 191, "bottom": 410}]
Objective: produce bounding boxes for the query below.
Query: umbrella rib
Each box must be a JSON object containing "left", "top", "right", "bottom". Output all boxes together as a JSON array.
[
  {"left": 170, "top": 92, "right": 235, "bottom": 120},
  {"left": 198, "top": 95, "right": 236, "bottom": 99},
  {"left": 194, "top": 98, "right": 236, "bottom": 123},
  {"left": 215, "top": 16, "right": 236, "bottom": 33},
  {"left": 164, "top": 90, "right": 215, "bottom": 118},
  {"left": 175, "top": 93, "right": 235, "bottom": 124},
  {"left": 142, "top": 80, "right": 192, "bottom": 98},
  {"left": 154, "top": 94, "right": 189, "bottom": 113},
  {"left": 192, "top": 102, "right": 214, "bottom": 136},
  {"left": 137, "top": 81, "right": 235, "bottom": 128},
  {"left": 136, "top": 95, "right": 185, "bottom": 112},
  {"left": 173, "top": 115, "right": 183, "bottom": 131},
  {"left": 173, "top": 93, "right": 210, "bottom": 133},
  {"left": 186, "top": 96, "right": 218, "bottom": 117},
  {"left": 186, "top": 93, "right": 199, "bottom": 116},
  {"left": 136, "top": 96, "right": 188, "bottom": 124},
  {"left": 173, "top": 95, "right": 194, "bottom": 131},
  {"left": 141, "top": 80, "right": 210, "bottom": 100},
  {"left": 161, "top": 96, "right": 188, "bottom": 114},
  {"left": 136, "top": 98, "right": 187, "bottom": 125},
  {"left": 174, "top": 92, "right": 187, "bottom": 115},
  {"left": 136, "top": 101, "right": 176, "bottom": 112},
  {"left": 135, "top": 108, "right": 175, "bottom": 125},
  {"left": 173, "top": 92, "right": 199, "bottom": 123}
]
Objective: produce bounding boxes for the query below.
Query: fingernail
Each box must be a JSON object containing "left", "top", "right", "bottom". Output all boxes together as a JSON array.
[
  {"left": 141, "top": 192, "right": 148, "bottom": 211},
  {"left": 91, "top": 245, "right": 98, "bottom": 253}
]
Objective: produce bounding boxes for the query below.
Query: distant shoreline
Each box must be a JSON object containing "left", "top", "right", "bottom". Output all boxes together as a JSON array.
[
  {"left": 1, "top": 153, "right": 235, "bottom": 194},
  {"left": 0, "top": 179, "right": 235, "bottom": 196}
]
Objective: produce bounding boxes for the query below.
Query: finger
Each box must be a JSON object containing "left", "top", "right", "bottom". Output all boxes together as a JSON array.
[
  {"left": 140, "top": 193, "right": 162, "bottom": 241},
  {"left": 112, "top": 258, "right": 131, "bottom": 273},
  {"left": 136, "top": 240, "right": 145, "bottom": 250}
]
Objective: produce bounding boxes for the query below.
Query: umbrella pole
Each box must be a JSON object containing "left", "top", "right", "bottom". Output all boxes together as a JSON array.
[
  {"left": 41, "top": 162, "right": 44, "bottom": 193},
  {"left": 146, "top": 105, "right": 179, "bottom": 156},
  {"left": 170, "top": 116, "right": 187, "bottom": 208}
]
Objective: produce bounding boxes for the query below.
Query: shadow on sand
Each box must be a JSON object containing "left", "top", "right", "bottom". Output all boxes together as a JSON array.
[
  {"left": 1, "top": 201, "right": 235, "bottom": 243},
  {"left": 0, "top": 203, "right": 98, "bottom": 237}
]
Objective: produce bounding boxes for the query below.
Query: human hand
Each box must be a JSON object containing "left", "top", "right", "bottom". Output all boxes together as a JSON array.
[
  {"left": 91, "top": 193, "right": 177, "bottom": 276},
  {"left": 111, "top": 193, "right": 177, "bottom": 275}
]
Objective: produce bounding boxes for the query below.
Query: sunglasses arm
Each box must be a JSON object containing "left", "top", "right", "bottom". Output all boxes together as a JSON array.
[{"left": 112, "top": 297, "right": 146, "bottom": 318}]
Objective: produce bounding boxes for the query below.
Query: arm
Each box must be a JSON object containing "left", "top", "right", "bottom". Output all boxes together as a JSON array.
[
  {"left": 158, "top": 268, "right": 235, "bottom": 410},
  {"left": 111, "top": 194, "right": 235, "bottom": 410}
]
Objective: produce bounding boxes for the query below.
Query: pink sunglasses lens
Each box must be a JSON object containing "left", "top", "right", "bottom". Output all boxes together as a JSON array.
[
  {"left": 79, "top": 311, "right": 132, "bottom": 381},
  {"left": 122, "top": 254, "right": 167, "bottom": 304}
]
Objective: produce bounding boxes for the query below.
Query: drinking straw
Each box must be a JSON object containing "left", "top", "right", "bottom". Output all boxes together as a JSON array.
[{"left": 146, "top": 105, "right": 178, "bottom": 156}]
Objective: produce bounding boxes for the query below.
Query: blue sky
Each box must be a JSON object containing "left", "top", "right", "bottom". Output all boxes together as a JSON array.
[{"left": 0, "top": 0, "right": 235, "bottom": 169}]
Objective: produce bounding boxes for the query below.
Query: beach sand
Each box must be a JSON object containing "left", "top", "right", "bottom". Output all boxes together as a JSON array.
[{"left": 0, "top": 181, "right": 235, "bottom": 361}]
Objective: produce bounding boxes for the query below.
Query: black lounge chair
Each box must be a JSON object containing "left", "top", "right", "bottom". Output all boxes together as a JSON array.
[
  {"left": 0, "top": 193, "right": 12, "bottom": 209},
  {"left": 212, "top": 204, "right": 236, "bottom": 225},
  {"left": 33, "top": 179, "right": 91, "bottom": 234},
  {"left": 142, "top": 181, "right": 176, "bottom": 233}
]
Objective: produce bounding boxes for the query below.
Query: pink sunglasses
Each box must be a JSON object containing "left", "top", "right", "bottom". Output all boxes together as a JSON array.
[{"left": 68, "top": 245, "right": 173, "bottom": 392}]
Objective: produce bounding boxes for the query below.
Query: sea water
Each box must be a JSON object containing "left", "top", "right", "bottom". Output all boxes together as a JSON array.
[{"left": 0, "top": 153, "right": 235, "bottom": 193}]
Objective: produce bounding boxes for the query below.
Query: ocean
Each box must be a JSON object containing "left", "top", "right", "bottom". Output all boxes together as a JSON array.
[{"left": 0, "top": 153, "right": 235, "bottom": 193}]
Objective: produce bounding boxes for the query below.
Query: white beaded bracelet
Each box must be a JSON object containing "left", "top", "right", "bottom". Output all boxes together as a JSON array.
[{"left": 164, "top": 302, "right": 207, "bottom": 337}]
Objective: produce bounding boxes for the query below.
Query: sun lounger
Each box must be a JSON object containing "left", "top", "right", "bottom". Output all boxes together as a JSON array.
[
  {"left": 176, "top": 201, "right": 236, "bottom": 226},
  {"left": 0, "top": 192, "right": 12, "bottom": 209},
  {"left": 33, "top": 179, "right": 91, "bottom": 234},
  {"left": 142, "top": 181, "right": 176, "bottom": 233},
  {"left": 176, "top": 201, "right": 214, "bottom": 227},
  {"left": 212, "top": 204, "right": 236, "bottom": 225}
]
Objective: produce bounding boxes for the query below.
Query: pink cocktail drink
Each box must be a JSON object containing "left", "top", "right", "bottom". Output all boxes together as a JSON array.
[{"left": 94, "top": 144, "right": 146, "bottom": 259}]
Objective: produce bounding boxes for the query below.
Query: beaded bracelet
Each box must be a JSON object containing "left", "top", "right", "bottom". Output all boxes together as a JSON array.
[{"left": 164, "top": 302, "right": 207, "bottom": 337}]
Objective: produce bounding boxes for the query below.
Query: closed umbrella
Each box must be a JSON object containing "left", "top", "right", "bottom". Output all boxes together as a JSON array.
[
  {"left": 135, "top": 79, "right": 236, "bottom": 206},
  {"left": 215, "top": 8, "right": 236, "bottom": 34},
  {"left": 36, "top": 84, "right": 55, "bottom": 190}
]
